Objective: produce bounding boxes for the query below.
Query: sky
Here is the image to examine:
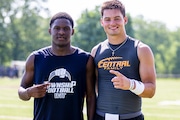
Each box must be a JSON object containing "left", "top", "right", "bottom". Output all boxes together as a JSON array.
[{"left": 45, "top": 0, "right": 180, "bottom": 30}]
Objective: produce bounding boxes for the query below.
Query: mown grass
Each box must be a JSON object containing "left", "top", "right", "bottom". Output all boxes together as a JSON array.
[
  {"left": 142, "top": 78, "right": 180, "bottom": 120},
  {"left": 0, "top": 77, "right": 180, "bottom": 120},
  {"left": 0, "top": 78, "right": 33, "bottom": 120}
]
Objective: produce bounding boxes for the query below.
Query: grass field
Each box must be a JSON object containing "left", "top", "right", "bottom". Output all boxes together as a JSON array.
[{"left": 0, "top": 77, "right": 180, "bottom": 120}]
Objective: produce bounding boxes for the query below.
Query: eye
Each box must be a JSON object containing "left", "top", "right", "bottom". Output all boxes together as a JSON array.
[
  {"left": 54, "top": 26, "right": 60, "bottom": 30},
  {"left": 114, "top": 17, "right": 121, "bottom": 21},
  {"left": 104, "top": 18, "right": 111, "bottom": 21},
  {"left": 63, "top": 27, "right": 70, "bottom": 31}
]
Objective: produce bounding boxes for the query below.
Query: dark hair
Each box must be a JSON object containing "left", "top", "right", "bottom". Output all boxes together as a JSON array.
[
  {"left": 101, "top": 0, "right": 125, "bottom": 17},
  {"left": 49, "top": 12, "right": 74, "bottom": 28}
]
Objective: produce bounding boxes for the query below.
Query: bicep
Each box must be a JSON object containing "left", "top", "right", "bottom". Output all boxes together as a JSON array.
[
  {"left": 86, "top": 56, "right": 96, "bottom": 96},
  {"left": 20, "top": 54, "right": 35, "bottom": 88},
  {"left": 138, "top": 44, "right": 156, "bottom": 84}
]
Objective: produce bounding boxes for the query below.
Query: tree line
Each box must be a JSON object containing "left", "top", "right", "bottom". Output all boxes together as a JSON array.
[{"left": 0, "top": 0, "right": 179, "bottom": 75}]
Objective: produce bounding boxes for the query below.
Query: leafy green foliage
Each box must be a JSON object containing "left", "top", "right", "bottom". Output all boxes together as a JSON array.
[
  {"left": 72, "top": 6, "right": 134, "bottom": 52},
  {"left": 0, "top": 0, "right": 50, "bottom": 64},
  {"left": 132, "top": 15, "right": 180, "bottom": 74},
  {"left": 0, "top": 2, "right": 179, "bottom": 74},
  {"left": 72, "top": 6, "right": 106, "bottom": 52}
]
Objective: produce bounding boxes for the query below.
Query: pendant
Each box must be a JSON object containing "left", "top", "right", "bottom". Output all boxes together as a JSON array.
[{"left": 112, "top": 51, "right": 115, "bottom": 56}]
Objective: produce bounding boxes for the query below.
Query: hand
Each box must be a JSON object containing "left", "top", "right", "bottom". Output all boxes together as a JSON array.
[
  {"left": 27, "top": 82, "right": 50, "bottom": 98},
  {"left": 109, "top": 70, "right": 130, "bottom": 90}
]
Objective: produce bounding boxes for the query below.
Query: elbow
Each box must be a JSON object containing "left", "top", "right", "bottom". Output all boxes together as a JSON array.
[
  {"left": 147, "top": 88, "right": 156, "bottom": 98},
  {"left": 148, "top": 92, "right": 155, "bottom": 98},
  {"left": 141, "top": 91, "right": 155, "bottom": 98},
  {"left": 149, "top": 84, "right": 156, "bottom": 98},
  {"left": 18, "top": 94, "right": 30, "bottom": 101},
  {"left": 141, "top": 84, "right": 156, "bottom": 98},
  {"left": 18, "top": 87, "right": 31, "bottom": 101},
  {"left": 149, "top": 89, "right": 156, "bottom": 98}
]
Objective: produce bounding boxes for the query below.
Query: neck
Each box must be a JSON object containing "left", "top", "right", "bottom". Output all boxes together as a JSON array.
[
  {"left": 50, "top": 45, "right": 75, "bottom": 56},
  {"left": 107, "top": 34, "right": 127, "bottom": 45}
]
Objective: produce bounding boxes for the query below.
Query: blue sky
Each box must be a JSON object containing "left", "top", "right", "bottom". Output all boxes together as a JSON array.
[{"left": 45, "top": 0, "right": 180, "bottom": 30}]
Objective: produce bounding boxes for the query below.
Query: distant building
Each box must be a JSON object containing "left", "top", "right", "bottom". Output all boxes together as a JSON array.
[{"left": 11, "top": 60, "right": 26, "bottom": 77}]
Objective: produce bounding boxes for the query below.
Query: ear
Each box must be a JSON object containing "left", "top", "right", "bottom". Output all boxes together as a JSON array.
[
  {"left": 124, "top": 16, "right": 128, "bottom": 25},
  {"left": 71, "top": 29, "right": 75, "bottom": 35},
  {"left": 100, "top": 18, "right": 103, "bottom": 27},
  {"left": 48, "top": 28, "right": 51, "bottom": 35}
]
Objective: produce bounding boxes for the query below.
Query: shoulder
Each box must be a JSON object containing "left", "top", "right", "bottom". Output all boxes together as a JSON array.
[
  {"left": 127, "top": 36, "right": 140, "bottom": 47},
  {"left": 91, "top": 40, "right": 107, "bottom": 57},
  {"left": 127, "top": 36, "right": 150, "bottom": 51},
  {"left": 138, "top": 41, "right": 152, "bottom": 54},
  {"left": 72, "top": 46, "right": 91, "bottom": 61},
  {"left": 25, "top": 46, "right": 51, "bottom": 67},
  {"left": 32, "top": 46, "right": 52, "bottom": 56},
  {"left": 73, "top": 46, "right": 90, "bottom": 56},
  {"left": 127, "top": 36, "right": 154, "bottom": 61},
  {"left": 137, "top": 40, "right": 154, "bottom": 62},
  {"left": 24, "top": 52, "right": 35, "bottom": 71}
]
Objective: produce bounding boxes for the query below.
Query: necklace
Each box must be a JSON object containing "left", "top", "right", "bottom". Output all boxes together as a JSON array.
[{"left": 107, "top": 38, "right": 127, "bottom": 56}]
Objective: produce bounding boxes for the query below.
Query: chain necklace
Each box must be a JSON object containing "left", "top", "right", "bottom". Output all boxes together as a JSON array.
[{"left": 107, "top": 38, "right": 127, "bottom": 56}]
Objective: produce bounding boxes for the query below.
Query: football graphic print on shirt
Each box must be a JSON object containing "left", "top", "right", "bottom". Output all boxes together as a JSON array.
[
  {"left": 98, "top": 57, "right": 130, "bottom": 70},
  {"left": 46, "top": 68, "right": 76, "bottom": 99}
]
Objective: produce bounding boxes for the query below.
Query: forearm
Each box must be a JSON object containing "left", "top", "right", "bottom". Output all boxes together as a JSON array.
[
  {"left": 18, "top": 87, "right": 31, "bottom": 101},
  {"left": 129, "top": 79, "right": 155, "bottom": 98},
  {"left": 140, "top": 82, "right": 156, "bottom": 98},
  {"left": 86, "top": 95, "right": 96, "bottom": 120}
]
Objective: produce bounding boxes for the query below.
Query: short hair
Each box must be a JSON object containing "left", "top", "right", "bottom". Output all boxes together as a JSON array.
[
  {"left": 101, "top": 0, "right": 126, "bottom": 17},
  {"left": 49, "top": 12, "right": 74, "bottom": 28}
]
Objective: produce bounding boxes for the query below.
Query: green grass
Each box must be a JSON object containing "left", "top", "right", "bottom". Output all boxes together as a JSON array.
[
  {"left": 0, "top": 77, "right": 180, "bottom": 120},
  {"left": 0, "top": 78, "right": 33, "bottom": 120},
  {"left": 142, "top": 78, "right": 180, "bottom": 120}
]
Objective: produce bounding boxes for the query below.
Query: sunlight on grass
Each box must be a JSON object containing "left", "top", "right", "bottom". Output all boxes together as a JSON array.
[
  {"left": 142, "top": 79, "right": 180, "bottom": 120},
  {"left": 0, "top": 77, "right": 180, "bottom": 120}
]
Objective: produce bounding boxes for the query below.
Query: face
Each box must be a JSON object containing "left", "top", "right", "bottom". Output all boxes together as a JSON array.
[
  {"left": 101, "top": 9, "right": 128, "bottom": 37},
  {"left": 49, "top": 18, "right": 74, "bottom": 48}
]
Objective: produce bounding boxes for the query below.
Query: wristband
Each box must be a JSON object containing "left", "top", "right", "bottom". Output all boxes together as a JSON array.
[{"left": 129, "top": 79, "right": 145, "bottom": 95}]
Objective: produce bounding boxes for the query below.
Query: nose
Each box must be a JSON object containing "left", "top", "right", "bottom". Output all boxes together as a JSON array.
[
  {"left": 57, "top": 29, "right": 65, "bottom": 34},
  {"left": 109, "top": 20, "right": 116, "bottom": 26}
]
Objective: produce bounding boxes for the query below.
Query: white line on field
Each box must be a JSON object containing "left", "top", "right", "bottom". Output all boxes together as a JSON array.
[
  {"left": 158, "top": 100, "right": 180, "bottom": 105},
  {"left": 145, "top": 113, "right": 180, "bottom": 118},
  {"left": 0, "top": 115, "right": 32, "bottom": 120}
]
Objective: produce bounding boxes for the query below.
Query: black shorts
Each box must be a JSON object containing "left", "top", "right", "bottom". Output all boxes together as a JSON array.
[{"left": 94, "top": 113, "right": 144, "bottom": 120}]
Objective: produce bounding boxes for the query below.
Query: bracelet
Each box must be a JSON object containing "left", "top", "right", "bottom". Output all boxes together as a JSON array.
[
  {"left": 129, "top": 79, "right": 145, "bottom": 95},
  {"left": 129, "top": 79, "right": 135, "bottom": 90}
]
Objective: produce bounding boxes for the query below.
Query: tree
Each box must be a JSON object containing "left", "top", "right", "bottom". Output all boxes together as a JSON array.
[
  {"left": 125, "top": 13, "right": 134, "bottom": 37},
  {"left": 0, "top": 0, "right": 50, "bottom": 65},
  {"left": 170, "top": 27, "right": 180, "bottom": 74},
  {"left": 132, "top": 15, "right": 178, "bottom": 74},
  {"left": 72, "top": 6, "right": 134, "bottom": 52},
  {"left": 0, "top": 0, "right": 13, "bottom": 64},
  {"left": 72, "top": 6, "right": 106, "bottom": 52}
]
